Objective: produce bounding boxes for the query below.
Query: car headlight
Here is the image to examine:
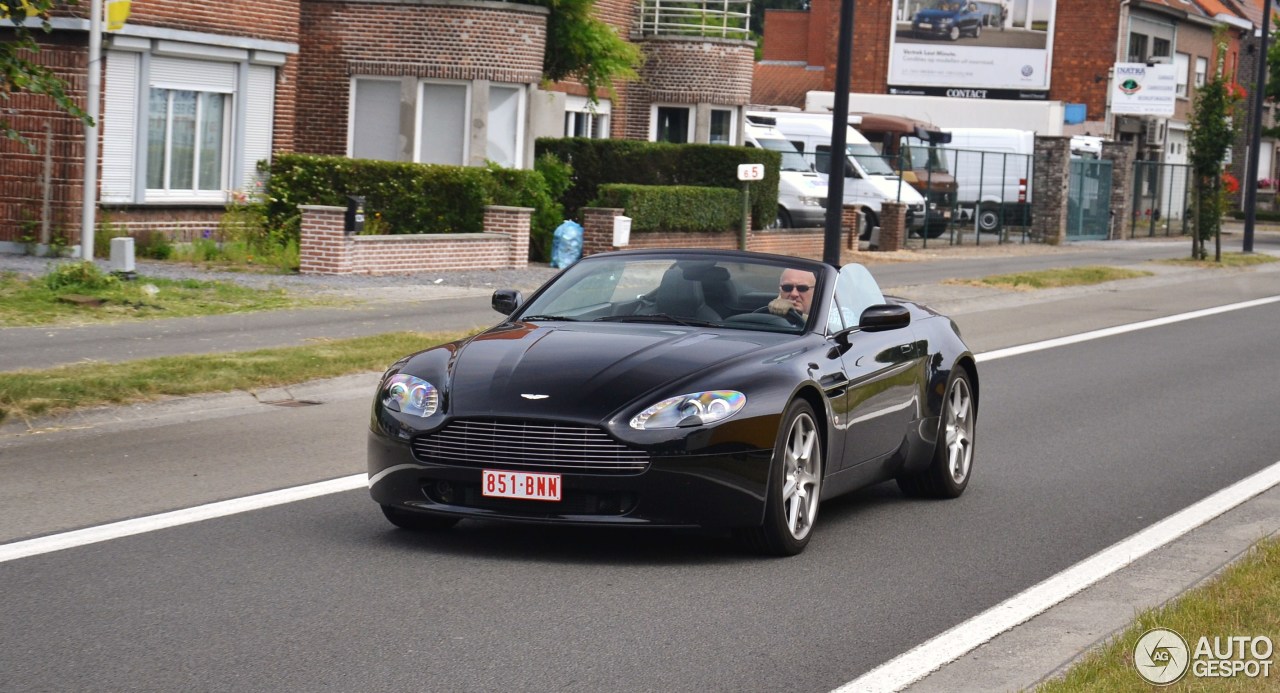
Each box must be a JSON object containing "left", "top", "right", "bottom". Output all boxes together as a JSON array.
[
  {"left": 629, "top": 390, "right": 746, "bottom": 430},
  {"left": 798, "top": 195, "right": 824, "bottom": 207},
  {"left": 382, "top": 374, "right": 440, "bottom": 417}
]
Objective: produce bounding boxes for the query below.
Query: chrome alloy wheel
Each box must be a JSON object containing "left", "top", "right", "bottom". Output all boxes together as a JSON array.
[
  {"left": 943, "top": 376, "right": 975, "bottom": 485},
  {"left": 781, "top": 412, "right": 821, "bottom": 541}
]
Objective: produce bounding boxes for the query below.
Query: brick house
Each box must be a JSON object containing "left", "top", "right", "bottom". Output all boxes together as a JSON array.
[{"left": 1, "top": 0, "right": 756, "bottom": 252}]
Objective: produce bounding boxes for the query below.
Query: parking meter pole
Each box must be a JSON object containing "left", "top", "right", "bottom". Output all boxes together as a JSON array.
[{"left": 740, "top": 181, "right": 750, "bottom": 251}]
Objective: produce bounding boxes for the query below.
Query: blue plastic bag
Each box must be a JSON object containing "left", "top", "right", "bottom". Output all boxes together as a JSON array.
[{"left": 550, "top": 220, "right": 584, "bottom": 269}]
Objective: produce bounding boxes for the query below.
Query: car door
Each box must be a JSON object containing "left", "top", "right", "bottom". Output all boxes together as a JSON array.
[{"left": 827, "top": 265, "right": 920, "bottom": 469}]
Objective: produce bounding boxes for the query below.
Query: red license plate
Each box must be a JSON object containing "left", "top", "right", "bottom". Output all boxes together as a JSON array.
[{"left": 482, "top": 470, "right": 562, "bottom": 501}]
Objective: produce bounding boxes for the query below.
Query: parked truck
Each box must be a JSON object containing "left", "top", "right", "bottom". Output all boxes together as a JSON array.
[
  {"left": 748, "top": 111, "right": 927, "bottom": 238},
  {"left": 851, "top": 112, "right": 956, "bottom": 238},
  {"left": 742, "top": 119, "right": 828, "bottom": 228}
]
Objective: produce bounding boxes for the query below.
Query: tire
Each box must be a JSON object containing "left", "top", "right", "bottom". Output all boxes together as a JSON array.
[
  {"left": 897, "top": 369, "right": 976, "bottom": 499},
  {"left": 772, "top": 207, "right": 793, "bottom": 229},
  {"left": 972, "top": 23, "right": 981, "bottom": 38},
  {"left": 859, "top": 210, "right": 879, "bottom": 241},
  {"left": 948, "top": 25, "right": 960, "bottom": 40},
  {"left": 740, "top": 400, "right": 823, "bottom": 556},
  {"left": 977, "top": 204, "right": 1002, "bottom": 234},
  {"left": 925, "top": 222, "right": 949, "bottom": 239},
  {"left": 381, "top": 504, "right": 461, "bottom": 531}
]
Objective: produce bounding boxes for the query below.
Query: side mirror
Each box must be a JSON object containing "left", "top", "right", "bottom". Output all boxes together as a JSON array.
[
  {"left": 492, "top": 289, "right": 523, "bottom": 316},
  {"left": 858, "top": 304, "right": 911, "bottom": 332}
]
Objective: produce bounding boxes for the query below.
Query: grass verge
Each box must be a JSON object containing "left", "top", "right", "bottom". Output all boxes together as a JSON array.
[
  {"left": 946, "top": 266, "right": 1154, "bottom": 291},
  {"left": 0, "top": 268, "right": 338, "bottom": 327},
  {"left": 1156, "top": 252, "right": 1280, "bottom": 269},
  {"left": 0, "top": 330, "right": 472, "bottom": 424},
  {"left": 1036, "top": 533, "right": 1280, "bottom": 691}
]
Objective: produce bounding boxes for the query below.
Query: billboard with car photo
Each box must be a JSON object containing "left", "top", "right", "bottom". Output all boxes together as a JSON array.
[{"left": 888, "top": 0, "right": 1057, "bottom": 95}]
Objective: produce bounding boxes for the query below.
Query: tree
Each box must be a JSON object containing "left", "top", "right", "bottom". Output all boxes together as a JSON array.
[
  {"left": 530, "top": 0, "right": 642, "bottom": 100},
  {"left": 1187, "top": 27, "right": 1241, "bottom": 261},
  {"left": 1, "top": 0, "right": 91, "bottom": 147}
]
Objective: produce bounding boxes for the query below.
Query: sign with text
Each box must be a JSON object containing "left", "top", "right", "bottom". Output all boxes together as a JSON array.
[
  {"left": 737, "top": 163, "right": 765, "bottom": 181},
  {"left": 1111, "top": 62, "right": 1177, "bottom": 117},
  {"left": 887, "top": 0, "right": 1057, "bottom": 95}
]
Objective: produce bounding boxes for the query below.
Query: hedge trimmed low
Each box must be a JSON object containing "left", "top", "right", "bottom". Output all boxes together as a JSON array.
[{"left": 593, "top": 184, "right": 740, "bottom": 232}]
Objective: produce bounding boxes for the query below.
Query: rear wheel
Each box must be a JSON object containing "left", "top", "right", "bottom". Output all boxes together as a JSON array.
[
  {"left": 977, "top": 204, "right": 1002, "bottom": 234},
  {"left": 897, "top": 369, "right": 976, "bottom": 499},
  {"left": 740, "top": 400, "right": 823, "bottom": 556},
  {"left": 381, "top": 505, "right": 461, "bottom": 531}
]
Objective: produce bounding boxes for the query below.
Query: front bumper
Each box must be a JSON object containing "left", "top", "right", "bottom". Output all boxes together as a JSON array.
[{"left": 368, "top": 429, "right": 773, "bottom": 529}]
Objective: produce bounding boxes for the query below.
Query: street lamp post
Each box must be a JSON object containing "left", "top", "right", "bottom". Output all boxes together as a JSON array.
[
  {"left": 80, "top": 0, "right": 103, "bottom": 261},
  {"left": 1243, "top": 0, "right": 1273, "bottom": 255},
  {"left": 823, "top": 0, "right": 856, "bottom": 266}
]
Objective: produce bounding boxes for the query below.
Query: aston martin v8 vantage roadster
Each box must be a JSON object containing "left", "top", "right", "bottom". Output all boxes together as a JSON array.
[{"left": 367, "top": 249, "right": 978, "bottom": 555}]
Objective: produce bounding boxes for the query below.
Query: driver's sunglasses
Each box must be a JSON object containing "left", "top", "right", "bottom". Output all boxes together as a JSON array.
[{"left": 780, "top": 284, "right": 812, "bottom": 293}]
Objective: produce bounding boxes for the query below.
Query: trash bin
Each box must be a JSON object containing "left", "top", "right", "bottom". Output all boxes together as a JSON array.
[{"left": 550, "top": 220, "right": 584, "bottom": 269}]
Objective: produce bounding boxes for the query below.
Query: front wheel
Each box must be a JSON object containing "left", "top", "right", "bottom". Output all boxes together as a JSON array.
[
  {"left": 740, "top": 400, "right": 823, "bottom": 556},
  {"left": 977, "top": 204, "right": 1002, "bottom": 234},
  {"left": 859, "top": 209, "right": 879, "bottom": 241},
  {"left": 772, "top": 207, "right": 793, "bottom": 229},
  {"left": 972, "top": 23, "right": 981, "bottom": 38},
  {"left": 948, "top": 25, "right": 960, "bottom": 40},
  {"left": 897, "top": 369, "right": 976, "bottom": 498}
]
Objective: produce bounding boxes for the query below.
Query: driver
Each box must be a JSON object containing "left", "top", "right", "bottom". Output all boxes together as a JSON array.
[{"left": 768, "top": 268, "right": 817, "bottom": 321}]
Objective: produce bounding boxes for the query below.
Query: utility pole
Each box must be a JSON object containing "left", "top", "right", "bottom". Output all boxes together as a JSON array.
[
  {"left": 80, "top": 0, "right": 103, "bottom": 261},
  {"left": 1243, "top": 0, "right": 1273, "bottom": 255},
  {"left": 823, "top": 0, "right": 856, "bottom": 266}
]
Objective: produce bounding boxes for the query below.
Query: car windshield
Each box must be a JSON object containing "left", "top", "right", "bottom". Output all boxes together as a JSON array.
[
  {"left": 515, "top": 255, "right": 828, "bottom": 334},
  {"left": 931, "top": 1, "right": 962, "bottom": 9},
  {"left": 757, "top": 137, "right": 814, "bottom": 172},
  {"left": 848, "top": 143, "right": 897, "bottom": 176}
]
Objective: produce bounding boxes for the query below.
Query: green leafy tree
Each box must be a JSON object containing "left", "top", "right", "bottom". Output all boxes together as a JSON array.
[
  {"left": 1188, "top": 28, "right": 1240, "bottom": 261},
  {"left": 529, "top": 0, "right": 642, "bottom": 99},
  {"left": 1, "top": 0, "right": 92, "bottom": 147}
]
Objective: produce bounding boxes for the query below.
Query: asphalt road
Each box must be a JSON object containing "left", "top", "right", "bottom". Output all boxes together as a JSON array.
[{"left": 1, "top": 270, "right": 1277, "bottom": 692}]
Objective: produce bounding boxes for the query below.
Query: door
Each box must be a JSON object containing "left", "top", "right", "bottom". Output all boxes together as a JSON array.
[
  {"left": 826, "top": 264, "right": 919, "bottom": 468},
  {"left": 1067, "top": 158, "right": 1112, "bottom": 241}
]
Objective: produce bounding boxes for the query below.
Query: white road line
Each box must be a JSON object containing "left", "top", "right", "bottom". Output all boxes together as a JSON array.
[
  {"left": 835, "top": 460, "right": 1280, "bottom": 693},
  {"left": 976, "top": 295, "right": 1280, "bottom": 363},
  {"left": 0, "top": 474, "right": 366, "bottom": 565}
]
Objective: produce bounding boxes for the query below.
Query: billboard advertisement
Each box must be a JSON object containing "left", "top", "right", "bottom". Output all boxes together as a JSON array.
[
  {"left": 888, "top": 0, "right": 1057, "bottom": 98},
  {"left": 1110, "top": 62, "right": 1177, "bottom": 116}
]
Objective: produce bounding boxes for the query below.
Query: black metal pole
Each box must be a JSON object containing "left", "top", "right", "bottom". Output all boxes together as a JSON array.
[
  {"left": 823, "top": 0, "right": 856, "bottom": 266},
  {"left": 1244, "top": 0, "right": 1273, "bottom": 254}
]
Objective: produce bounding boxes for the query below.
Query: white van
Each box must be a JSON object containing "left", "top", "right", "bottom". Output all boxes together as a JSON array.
[
  {"left": 748, "top": 111, "right": 927, "bottom": 237},
  {"left": 933, "top": 127, "right": 1035, "bottom": 233},
  {"left": 742, "top": 120, "right": 827, "bottom": 228}
]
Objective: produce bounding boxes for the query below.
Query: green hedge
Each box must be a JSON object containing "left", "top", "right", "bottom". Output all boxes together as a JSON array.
[
  {"left": 593, "top": 184, "right": 740, "bottom": 232},
  {"left": 1230, "top": 209, "right": 1280, "bottom": 222},
  {"left": 535, "top": 138, "right": 780, "bottom": 229},
  {"left": 261, "top": 154, "right": 570, "bottom": 261}
]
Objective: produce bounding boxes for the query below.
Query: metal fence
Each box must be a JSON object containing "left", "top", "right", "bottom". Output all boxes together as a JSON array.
[
  {"left": 1130, "top": 160, "right": 1193, "bottom": 238},
  {"left": 636, "top": 0, "right": 753, "bottom": 39}
]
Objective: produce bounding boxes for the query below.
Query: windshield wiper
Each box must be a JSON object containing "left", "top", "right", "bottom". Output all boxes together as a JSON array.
[
  {"left": 520, "top": 315, "right": 580, "bottom": 322},
  {"left": 595, "top": 314, "right": 718, "bottom": 327}
]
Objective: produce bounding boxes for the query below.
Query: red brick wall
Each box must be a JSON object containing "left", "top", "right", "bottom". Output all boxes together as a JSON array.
[
  {"left": 762, "top": 11, "right": 809, "bottom": 63},
  {"left": 620, "top": 37, "right": 755, "bottom": 140},
  {"left": 295, "top": 0, "right": 548, "bottom": 156},
  {"left": 53, "top": 0, "right": 300, "bottom": 44},
  {"left": 0, "top": 36, "right": 88, "bottom": 245},
  {"left": 299, "top": 204, "right": 531, "bottom": 274}
]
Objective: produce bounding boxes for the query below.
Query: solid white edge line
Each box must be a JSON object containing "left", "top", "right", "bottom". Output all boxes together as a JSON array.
[
  {"left": 834, "top": 459, "right": 1280, "bottom": 693},
  {"left": 0, "top": 473, "right": 367, "bottom": 565},
  {"left": 976, "top": 295, "right": 1280, "bottom": 363}
]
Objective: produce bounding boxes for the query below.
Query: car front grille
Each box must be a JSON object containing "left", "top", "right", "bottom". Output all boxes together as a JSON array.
[{"left": 411, "top": 419, "right": 650, "bottom": 474}]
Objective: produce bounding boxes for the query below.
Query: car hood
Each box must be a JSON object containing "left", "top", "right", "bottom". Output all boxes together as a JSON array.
[
  {"left": 427, "top": 322, "right": 791, "bottom": 422},
  {"left": 915, "top": 9, "right": 958, "bottom": 20}
]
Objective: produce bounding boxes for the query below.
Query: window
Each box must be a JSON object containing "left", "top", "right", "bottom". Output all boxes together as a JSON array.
[
  {"left": 1152, "top": 38, "right": 1171, "bottom": 60},
  {"left": 488, "top": 84, "right": 524, "bottom": 167},
  {"left": 1195, "top": 57, "right": 1207, "bottom": 88},
  {"left": 1174, "top": 52, "right": 1189, "bottom": 97},
  {"left": 1128, "top": 33, "right": 1148, "bottom": 63},
  {"left": 710, "top": 108, "right": 735, "bottom": 145},
  {"left": 565, "top": 96, "right": 610, "bottom": 138},
  {"left": 146, "top": 89, "right": 229, "bottom": 193},
  {"left": 418, "top": 81, "right": 469, "bottom": 165},
  {"left": 653, "top": 105, "right": 692, "bottom": 143},
  {"left": 350, "top": 78, "right": 402, "bottom": 161}
]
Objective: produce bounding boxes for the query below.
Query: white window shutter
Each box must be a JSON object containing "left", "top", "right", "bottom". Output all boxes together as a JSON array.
[
  {"left": 149, "top": 56, "right": 236, "bottom": 92},
  {"left": 101, "top": 50, "right": 138, "bottom": 203},
  {"left": 243, "top": 65, "right": 275, "bottom": 187}
]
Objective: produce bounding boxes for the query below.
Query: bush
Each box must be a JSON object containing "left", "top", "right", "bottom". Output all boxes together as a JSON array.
[
  {"left": 261, "top": 154, "right": 568, "bottom": 261},
  {"left": 1229, "top": 209, "right": 1280, "bottom": 221},
  {"left": 134, "top": 230, "right": 173, "bottom": 260},
  {"left": 592, "top": 184, "right": 740, "bottom": 232},
  {"left": 535, "top": 138, "right": 780, "bottom": 229},
  {"left": 43, "top": 261, "right": 119, "bottom": 291}
]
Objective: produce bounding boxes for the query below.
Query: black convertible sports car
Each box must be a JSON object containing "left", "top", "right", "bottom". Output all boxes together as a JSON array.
[{"left": 368, "top": 249, "right": 978, "bottom": 555}]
